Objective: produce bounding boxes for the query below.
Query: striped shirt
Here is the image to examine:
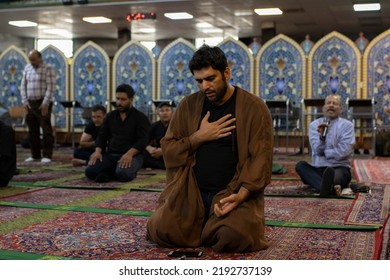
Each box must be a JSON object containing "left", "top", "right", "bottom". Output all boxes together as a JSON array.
[{"left": 20, "top": 63, "right": 56, "bottom": 106}]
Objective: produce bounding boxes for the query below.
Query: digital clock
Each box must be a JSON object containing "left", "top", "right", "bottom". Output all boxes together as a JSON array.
[{"left": 126, "top": 12, "right": 156, "bottom": 22}]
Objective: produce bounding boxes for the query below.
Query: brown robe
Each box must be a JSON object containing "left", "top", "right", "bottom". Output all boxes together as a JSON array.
[{"left": 146, "top": 87, "right": 273, "bottom": 252}]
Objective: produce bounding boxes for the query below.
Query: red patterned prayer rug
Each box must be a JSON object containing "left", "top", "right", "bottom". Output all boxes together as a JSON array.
[
  {"left": 265, "top": 180, "right": 316, "bottom": 195},
  {"left": 95, "top": 191, "right": 160, "bottom": 212},
  {"left": 345, "top": 182, "right": 390, "bottom": 226},
  {"left": 265, "top": 196, "right": 354, "bottom": 225},
  {"left": 1, "top": 188, "right": 104, "bottom": 206},
  {"left": 0, "top": 212, "right": 380, "bottom": 260},
  {"left": 11, "top": 170, "right": 81, "bottom": 183},
  {"left": 353, "top": 159, "right": 390, "bottom": 183}
]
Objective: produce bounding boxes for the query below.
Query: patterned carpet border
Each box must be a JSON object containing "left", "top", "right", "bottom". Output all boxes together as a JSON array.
[{"left": 345, "top": 182, "right": 390, "bottom": 226}]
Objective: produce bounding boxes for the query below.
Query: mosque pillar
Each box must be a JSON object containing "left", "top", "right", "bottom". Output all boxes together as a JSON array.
[
  {"left": 118, "top": 28, "right": 131, "bottom": 48},
  {"left": 261, "top": 22, "right": 276, "bottom": 44}
]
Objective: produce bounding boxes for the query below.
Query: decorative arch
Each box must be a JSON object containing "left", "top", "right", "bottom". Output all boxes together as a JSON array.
[
  {"left": 157, "top": 38, "right": 197, "bottom": 105},
  {"left": 0, "top": 46, "right": 28, "bottom": 107},
  {"left": 112, "top": 40, "right": 155, "bottom": 118},
  {"left": 363, "top": 28, "right": 390, "bottom": 127},
  {"left": 217, "top": 37, "right": 254, "bottom": 93},
  {"left": 308, "top": 31, "right": 361, "bottom": 107},
  {"left": 41, "top": 45, "right": 69, "bottom": 131},
  {"left": 71, "top": 41, "right": 110, "bottom": 127},
  {"left": 256, "top": 34, "right": 306, "bottom": 107}
]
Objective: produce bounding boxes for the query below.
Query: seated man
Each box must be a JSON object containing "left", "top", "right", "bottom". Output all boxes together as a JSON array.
[
  {"left": 72, "top": 105, "right": 106, "bottom": 166},
  {"left": 142, "top": 101, "right": 174, "bottom": 169},
  {"left": 85, "top": 84, "right": 150, "bottom": 183},
  {"left": 296, "top": 94, "right": 355, "bottom": 197},
  {"left": 0, "top": 120, "right": 17, "bottom": 187}
]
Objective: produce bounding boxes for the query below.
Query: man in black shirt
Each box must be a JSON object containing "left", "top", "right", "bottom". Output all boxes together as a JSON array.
[
  {"left": 72, "top": 105, "right": 106, "bottom": 166},
  {"left": 142, "top": 101, "right": 173, "bottom": 169},
  {"left": 85, "top": 84, "right": 150, "bottom": 182}
]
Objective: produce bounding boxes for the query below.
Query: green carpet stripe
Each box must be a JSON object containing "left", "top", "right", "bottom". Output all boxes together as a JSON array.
[
  {"left": 0, "top": 249, "right": 78, "bottom": 260},
  {"left": 0, "top": 201, "right": 153, "bottom": 216},
  {"left": 131, "top": 187, "right": 163, "bottom": 192},
  {"left": 266, "top": 220, "right": 381, "bottom": 230},
  {"left": 0, "top": 201, "right": 380, "bottom": 230},
  {"left": 8, "top": 181, "right": 122, "bottom": 190}
]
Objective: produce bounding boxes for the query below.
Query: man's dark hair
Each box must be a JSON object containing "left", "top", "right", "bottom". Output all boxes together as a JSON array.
[
  {"left": 91, "top": 104, "right": 106, "bottom": 114},
  {"left": 189, "top": 45, "right": 228, "bottom": 75},
  {"left": 116, "top": 84, "right": 135, "bottom": 99}
]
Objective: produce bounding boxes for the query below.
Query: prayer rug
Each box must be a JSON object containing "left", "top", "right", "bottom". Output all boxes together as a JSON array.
[
  {"left": 0, "top": 206, "right": 37, "bottom": 223},
  {"left": 95, "top": 191, "right": 160, "bottom": 212},
  {"left": 1, "top": 188, "right": 104, "bottom": 206},
  {"left": 265, "top": 196, "right": 354, "bottom": 225},
  {"left": 345, "top": 182, "right": 390, "bottom": 226},
  {"left": 0, "top": 212, "right": 380, "bottom": 260},
  {"left": 11, "top": 170, "right": 81, "bottom": 183},
  {"left": 353, "top": 159, "right": 390, "bottom": 183},
  {"left": 380, "top": 215, "right": 390, "bottom": 260},
  {"left": 265, "top": 180, "right": 316, "bottom": 196}
]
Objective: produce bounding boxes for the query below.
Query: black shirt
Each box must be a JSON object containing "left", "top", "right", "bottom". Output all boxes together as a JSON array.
[
  {"left": 148, "top": 121, "right": 168, "bottom": 148},
  {"left": 84, "top": 121, "right": 101, "bottom": 141},
  {"left": 193, "top": 88, "right": 238, "bottom": 194},
  {"left": 96, "top": 107, "right": 150, "bottom": 154}
]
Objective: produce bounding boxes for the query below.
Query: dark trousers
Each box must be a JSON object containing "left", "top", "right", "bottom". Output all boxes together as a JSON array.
[
  {"left": 85, "top": 153, "right": 144, "bottom": 182},
  {"left": 295, "top": 161, "right": 352, "bottom": 192},
  {"left": 73, "top": 147, "right": 95, "bottom": 164},
  {"left": 25, "top": 100, "right": 54, "bottom": 159},
  {"left": 142, "top": 151, "right": 166, "bottom": 169}
]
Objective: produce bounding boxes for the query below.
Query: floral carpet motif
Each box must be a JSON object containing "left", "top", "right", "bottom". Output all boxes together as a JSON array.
[
  {"left": 353, "top": 159, "right": 390, "bottom": 183},
  {"left": 345, "top": 183, "right": 390, "bottom": 226},
  {"left": 0, "top": 212, "right": 379, "bottom": 260},
  {"left": 96, "top": 191, "right": 160, "bottom": 212}
]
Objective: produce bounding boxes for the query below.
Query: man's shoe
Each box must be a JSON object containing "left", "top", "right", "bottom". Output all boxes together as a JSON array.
[
  {"left": 41, "top": 158, "right": 52, "bottom": 163},
  {"left": 25, "top": 157, "right": 37, "bottom": 162},
  {"left": 319, "top": 167, "right": 335, "bottom": 197},
  {"left": 95, "top": 173, "right": 111, "bottom": 183}
]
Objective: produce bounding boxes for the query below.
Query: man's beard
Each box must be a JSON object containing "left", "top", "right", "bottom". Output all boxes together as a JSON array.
[
  {"left": 209, "top": 79, "right": 228, "bottom": 105},
  {"left": 117, "top": 105, "right": 130, "bottom": 112}
]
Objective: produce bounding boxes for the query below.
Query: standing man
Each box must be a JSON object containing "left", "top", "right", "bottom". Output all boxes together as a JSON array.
[
  {"left": 20, "top": 50, "right": 56, "bottom": 163},
  {"left": 147, "top": 45, "right": 273, "bottom": 253},
  {"left": 295, "top": 94, "right": 355, "bottom": 197},
  {"left": 85, "top": 84, "right": 150, "bottom": 182},
  {"left": 72, "top": 104, "right": 106, "bottom": 166},
  {"left": 142, "top": 101, "right": 174, "bottom": 169}
]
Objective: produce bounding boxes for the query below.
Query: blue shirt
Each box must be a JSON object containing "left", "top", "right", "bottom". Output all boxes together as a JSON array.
[{"left": 309, "top": 117, "right": 355, "bottom": 168}]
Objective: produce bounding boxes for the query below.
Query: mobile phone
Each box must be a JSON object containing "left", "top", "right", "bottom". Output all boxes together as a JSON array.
[{"left": 167, "top": 250, "right": 203, "bottom": 258}]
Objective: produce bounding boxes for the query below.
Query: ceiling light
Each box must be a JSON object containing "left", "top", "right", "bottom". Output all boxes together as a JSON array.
[
  {"left": 164, "top": 12, "right": 193, "bottom": 20},
  {"left": 8, "top": 20, "right": 38, "bottom": 27},
  {"left": 82, "top": 16, "right": 112, "bottom": 24},
  {"left": 201, "top": 28, "right": 223, "bottom": 34},
  {"left": 353, "top": 3, "right": 380, "bottom": 12},
  {"left": 254, "top": 8, "right": 283, "bottom": 16},
  {"left": 138, "top": 28, "right": 156, "bottom": 33},
  {"left": 43, "top": 29, "right": 73, "bottom": 38}
]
